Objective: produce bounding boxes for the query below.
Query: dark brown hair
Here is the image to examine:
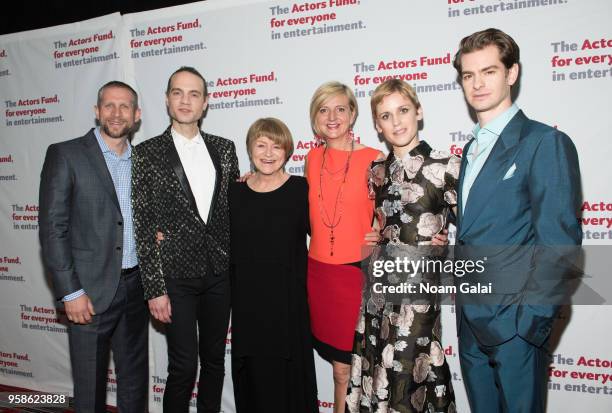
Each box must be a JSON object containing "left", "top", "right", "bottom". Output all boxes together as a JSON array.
[
  {"left": 166, "top": 66, "right": 208, "bottom": 97},
  {"left": 453, "top": 28, "right": 520, "bottom": 73}
]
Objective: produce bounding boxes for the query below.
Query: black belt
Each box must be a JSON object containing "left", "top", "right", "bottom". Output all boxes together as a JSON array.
[{"left": 121, "top": 265, "right": 139, "bottom": 276}]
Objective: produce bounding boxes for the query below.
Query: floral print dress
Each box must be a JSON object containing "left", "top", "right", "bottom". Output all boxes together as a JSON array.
[{"left": 347, "top": 141, "right": 459, "bottom": 413}]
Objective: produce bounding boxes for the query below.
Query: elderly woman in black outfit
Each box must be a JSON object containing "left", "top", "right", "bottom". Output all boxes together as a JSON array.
[{"left": 229, "top": 118, "right": 318, "bottom": 413}]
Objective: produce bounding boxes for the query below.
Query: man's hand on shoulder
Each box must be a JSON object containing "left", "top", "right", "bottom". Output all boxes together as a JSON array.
[
  {"left": 65, "top": 294, "right": 96, "bottom": 324},
  {"left": 148, "top": 294, "right": 172, "bottom": 323},
  {"left": 237, "top": 171, "right": 254, "bottom": 182}
]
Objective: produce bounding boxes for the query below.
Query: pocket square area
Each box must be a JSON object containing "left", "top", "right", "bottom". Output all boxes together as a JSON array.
[{"left": 503, "top": 164, "right": 516, "bottom": 180}]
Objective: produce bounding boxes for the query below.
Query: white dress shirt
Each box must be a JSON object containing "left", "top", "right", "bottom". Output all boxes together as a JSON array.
[{"left": 171, "top": 129, "right": 216, "bottom": 223}]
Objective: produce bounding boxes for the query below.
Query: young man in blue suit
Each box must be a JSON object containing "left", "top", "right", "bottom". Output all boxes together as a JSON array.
[{"left": 452, "top": 28, "right": 582, "bottom": 412}]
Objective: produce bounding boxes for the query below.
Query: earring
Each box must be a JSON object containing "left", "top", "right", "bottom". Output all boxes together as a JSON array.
[{"left": 314, "top": 133, "right": 324, "bottom": 146}]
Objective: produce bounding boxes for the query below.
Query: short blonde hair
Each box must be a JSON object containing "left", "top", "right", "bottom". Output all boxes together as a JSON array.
[
  {"left": 370, "top": 79, "right": 421, "bottom": 123},
  {"left": 309, "top": 81, "right": 358, "bottom": 136},
  {"left": 246, "top": 117, "right": 294, "bottom": 161}
]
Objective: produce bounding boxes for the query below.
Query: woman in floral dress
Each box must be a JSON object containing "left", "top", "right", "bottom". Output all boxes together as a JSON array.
[{"left": 347, "top": 79, "right": 459, "bottom": 413}]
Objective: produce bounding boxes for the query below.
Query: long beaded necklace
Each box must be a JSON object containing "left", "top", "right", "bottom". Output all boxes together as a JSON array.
[{"left": 318, "top": 139, "right": 354, "bottom": 256}]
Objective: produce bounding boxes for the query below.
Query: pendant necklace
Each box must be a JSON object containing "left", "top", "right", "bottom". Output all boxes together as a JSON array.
[{"left": 318, "top": 139, "right": 354, "bottom": 256}]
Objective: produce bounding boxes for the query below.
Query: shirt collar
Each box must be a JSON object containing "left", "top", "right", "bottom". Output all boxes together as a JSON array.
[
  {"left": 94, "top": 127, "right": 132, "bottom": 159},
  {"left": 389, "top": 140, "right": 431, "bottom": 165},
  {"left": 408, "top": 140, "right": 431, "bottom": 158},
  {"left": 472, "top": 103, "right": 520, "bottom": 140},
  {"left": 171, "top": 128, "right": 204, "bottom": 147}
]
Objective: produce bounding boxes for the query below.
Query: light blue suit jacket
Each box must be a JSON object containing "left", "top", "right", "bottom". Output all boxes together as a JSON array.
[{"left": 455, "top": 110, "right": 582, "bottom": 347}]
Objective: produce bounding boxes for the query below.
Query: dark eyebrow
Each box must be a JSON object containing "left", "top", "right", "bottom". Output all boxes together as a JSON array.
[
  {"left": 480, "top": 65, "right": 499, "bottom": 72},
  {"left": 170, "top": 88, "right": 202, "bottom": 94},
  {"left": 461, "top": 65, "right": 501, "bottom": 76}
]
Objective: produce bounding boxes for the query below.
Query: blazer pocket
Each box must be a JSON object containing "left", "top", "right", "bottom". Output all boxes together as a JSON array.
[
  {"left": 502, "top": 164, "right": 516, "bottom": 180},
  {"left": 498, "top": 173, "right": 524, "bottom": 192}
]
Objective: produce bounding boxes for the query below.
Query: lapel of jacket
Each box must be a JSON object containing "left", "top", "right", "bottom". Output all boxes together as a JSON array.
[
  {"left": 82, "top": 129, "right": 121, "bottom": 212},
  {"left": 456, "top": 138, "right": 473, "bottom": 232},
  {"left": 203, "top": 132, "right": 221, "bottom": 223},
  {"left": 459, "top": 110, "right": 526, "bottom": 238},
  {"left": 163, "top": 127, "right": 201, "bottom": 217}
]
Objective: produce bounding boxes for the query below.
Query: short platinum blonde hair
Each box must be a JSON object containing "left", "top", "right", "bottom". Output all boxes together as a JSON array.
[{"left": 309, "top": 81, "right": 358, "bottom": 136}]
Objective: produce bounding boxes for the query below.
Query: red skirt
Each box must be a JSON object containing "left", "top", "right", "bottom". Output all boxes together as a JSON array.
[{"left": 307, "top": 257, "right": 364, "bottom": 355}]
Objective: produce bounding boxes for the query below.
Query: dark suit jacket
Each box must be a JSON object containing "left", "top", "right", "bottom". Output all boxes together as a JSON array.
[
  {"left": 455, "top": 110, "right": 582, "bottom": 347},
  {"left": 132, "top": 126, "right": 239, "bottom": 300},
  {"left": 39, "top": 129, "right": 125, "bottom": 313}
]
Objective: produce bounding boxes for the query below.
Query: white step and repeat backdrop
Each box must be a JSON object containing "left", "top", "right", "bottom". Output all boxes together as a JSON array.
[{"left": 1, "top": 0, "right": 611, "bottom": 411}]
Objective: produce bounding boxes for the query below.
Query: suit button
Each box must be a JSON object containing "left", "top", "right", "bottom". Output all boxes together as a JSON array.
[
  {"left": 458, "top": 239, "right": 465, "bottom": 245},
  {"left": 118, "top": 221, "right": 123, "bottom": 226},
  {"left": 116, "top": 246, "right": 121, "bottom": 250}
]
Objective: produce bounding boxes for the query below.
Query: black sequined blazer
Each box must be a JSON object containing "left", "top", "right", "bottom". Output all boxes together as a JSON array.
[{"left": 132, "top": 127, "right": 239, "bottom": 300}]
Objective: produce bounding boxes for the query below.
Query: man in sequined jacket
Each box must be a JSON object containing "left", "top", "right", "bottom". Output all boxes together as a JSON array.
[{"left": 132, "top": 66, "right": 239, "bottom": 413}]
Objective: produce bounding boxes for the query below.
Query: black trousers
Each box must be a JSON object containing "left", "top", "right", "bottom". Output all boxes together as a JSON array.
[
  {"left": 163, "top": 274, "right": 230, "bottom": 413},
  {"left": 68, "top": 270, "right": 149, "bottom": 413}
]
